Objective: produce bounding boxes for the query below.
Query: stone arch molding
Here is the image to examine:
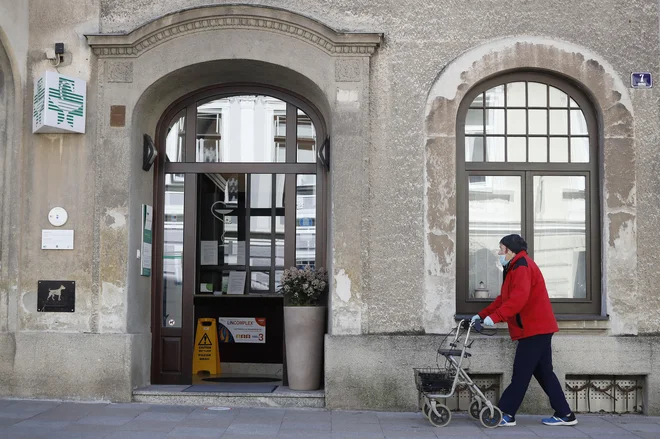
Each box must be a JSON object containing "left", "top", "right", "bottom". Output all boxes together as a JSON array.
[
  {"left": 423, "top": 36, "right": 637, "bottom": 334},
  {"left": 86, "top": 5, "right": 382, "bottom": 57}
]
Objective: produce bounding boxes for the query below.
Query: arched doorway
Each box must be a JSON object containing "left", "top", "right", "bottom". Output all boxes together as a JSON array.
[{"left": 151, "top": 84, "right": 328, "bottom": 385}]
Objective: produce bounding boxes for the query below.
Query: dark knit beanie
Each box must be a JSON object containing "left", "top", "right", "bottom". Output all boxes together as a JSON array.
[{"left": 499, "top": 234, "right": 528, "bottom": 254}]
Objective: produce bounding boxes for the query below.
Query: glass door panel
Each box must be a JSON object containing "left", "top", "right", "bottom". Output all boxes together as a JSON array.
[
  {"left": 162, "top": 174, "right": 185, "bottom": 327},
  {"left": 197, "top": 173, "right": 287, "bottom": 296},
  {"left": 197, "top": 173, "right": 246, "bottom": 295}
]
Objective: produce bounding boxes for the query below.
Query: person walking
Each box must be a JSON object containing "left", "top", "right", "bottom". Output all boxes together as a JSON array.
[{"left": 472, "top": 234, "right": 578, "bottom": 427}]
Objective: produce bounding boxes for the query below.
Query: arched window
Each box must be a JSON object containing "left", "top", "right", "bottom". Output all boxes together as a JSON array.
[{"left": 456, "top": 72, "right": 600, "bottom": 315}]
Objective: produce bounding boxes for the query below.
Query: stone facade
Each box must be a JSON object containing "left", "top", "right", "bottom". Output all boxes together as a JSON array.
[{"left": 1, "top": 0, "right": 659, "bottom": 414}]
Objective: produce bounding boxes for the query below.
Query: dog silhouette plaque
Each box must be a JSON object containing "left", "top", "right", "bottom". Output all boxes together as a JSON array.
[{"left": 37, "top": 280, "right": 75, "bottom": 312}]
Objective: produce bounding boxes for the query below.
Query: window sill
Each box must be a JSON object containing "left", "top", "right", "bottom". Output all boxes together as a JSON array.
[
  {"left": 455, "top": 314, "right": 610, "bottom": 332},
  {"left": 455, "top": 314, "right": 608, "bottom": 321}
]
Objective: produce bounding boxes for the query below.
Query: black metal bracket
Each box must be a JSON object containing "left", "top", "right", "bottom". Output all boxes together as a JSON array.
[
  {"left": 142, "top": 134, "right": 158, "bottom": 171},
  {"left": 318, "top": 136, "right": 330, "bottom": 170}
]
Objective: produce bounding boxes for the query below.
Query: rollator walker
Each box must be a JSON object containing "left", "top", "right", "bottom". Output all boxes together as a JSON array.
[{"left": 414, "top": 319, "right": 502, "bottom": 428}]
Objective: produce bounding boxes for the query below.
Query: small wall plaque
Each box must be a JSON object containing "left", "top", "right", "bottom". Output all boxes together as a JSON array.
[
  {"left": 37, "top": 280, "right": 75, "bottom": 312},
  {"left": 42, "top": 229, "right": 74, "bottom": 250},
  {"left": 110, "top": 105, "right": 126, "bottom": 127},
  {"left": 631, "top": 72, "right": 653, "bottom": 89}
]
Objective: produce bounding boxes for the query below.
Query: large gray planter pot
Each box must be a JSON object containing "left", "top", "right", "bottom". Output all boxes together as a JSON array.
[{"left": 284, "top": 306, "right": 326, "bottom": 391}]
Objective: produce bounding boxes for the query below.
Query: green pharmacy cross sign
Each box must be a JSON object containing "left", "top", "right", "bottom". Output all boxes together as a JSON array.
[{"left": 33, "top": 71, "right": 86, "bottom": 134}]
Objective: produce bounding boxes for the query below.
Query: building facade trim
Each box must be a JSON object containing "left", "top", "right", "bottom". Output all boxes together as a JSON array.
[{"left": 86, "top": 5, "right": 382, "bottom": 58}]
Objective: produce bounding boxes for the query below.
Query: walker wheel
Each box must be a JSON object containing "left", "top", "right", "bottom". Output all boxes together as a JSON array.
[
  {"left": 479, "top": 405, "right": 502, "bottom": 429},
  {"left": 428, "top": 404, "right": 451, "bottom": 427},
  {"left": 422, "top": 401, "right": 431, "bottom": 418},
  {"left": 469, "top": 400, "right": 482, "bottom": 420}
]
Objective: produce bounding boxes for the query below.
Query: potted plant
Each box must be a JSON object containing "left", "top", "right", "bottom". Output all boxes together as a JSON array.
[{"left": 279, "top": 265, "right": 328, "bottom": 390}]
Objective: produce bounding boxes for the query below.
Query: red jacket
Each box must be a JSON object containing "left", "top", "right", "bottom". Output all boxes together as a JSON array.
[{"left": 478, "top": 251, "right": 558, "bottom": 341}]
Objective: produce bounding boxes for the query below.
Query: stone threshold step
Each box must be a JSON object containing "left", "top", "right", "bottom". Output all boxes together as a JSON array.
[{"left": 133, "top": 385, "right": 325, "bottom": 408}]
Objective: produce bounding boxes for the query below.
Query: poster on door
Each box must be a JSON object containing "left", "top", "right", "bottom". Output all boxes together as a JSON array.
[{"left": 218, "top": 317, "right": 266, "bottom": 344}]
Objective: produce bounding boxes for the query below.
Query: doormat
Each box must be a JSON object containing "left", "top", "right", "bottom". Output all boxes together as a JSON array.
[
  {"left": 202, "top": 377, "right": 280, "bottom": 383},
  {"left": 184, "top": 384, "right": 278, "bottom": 393}
]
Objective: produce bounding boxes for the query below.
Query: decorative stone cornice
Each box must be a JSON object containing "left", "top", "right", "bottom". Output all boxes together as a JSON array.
[{"left": 86, "top": 5, "right": 382, "bottom": 58}]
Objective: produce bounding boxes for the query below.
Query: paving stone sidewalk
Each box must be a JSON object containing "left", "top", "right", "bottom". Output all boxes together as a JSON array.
[{"left": 1, "top": 398, "right": 660, "bottom": 439}]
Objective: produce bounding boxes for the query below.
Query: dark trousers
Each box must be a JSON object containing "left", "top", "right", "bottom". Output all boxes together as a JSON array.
[{"left": 498, "top": 333, "right": 571, "bottom": 417}]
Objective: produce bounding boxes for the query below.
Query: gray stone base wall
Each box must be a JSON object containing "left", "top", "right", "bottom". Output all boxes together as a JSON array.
[
  {"left": 0, "top": 332, "right": 150, "bottom": 402},
  {"left": 325, "top": 334, "right": 660, "bottom": 415}
]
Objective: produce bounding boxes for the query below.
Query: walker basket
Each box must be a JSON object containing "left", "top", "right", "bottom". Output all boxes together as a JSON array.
[{"left": 414, "top": 368, "right": 453, "bottom": 393}]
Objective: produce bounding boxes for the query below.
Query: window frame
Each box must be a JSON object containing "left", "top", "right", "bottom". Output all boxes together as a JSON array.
[{"left": 456, "top": 72, "right": 601, "bottom": 316}]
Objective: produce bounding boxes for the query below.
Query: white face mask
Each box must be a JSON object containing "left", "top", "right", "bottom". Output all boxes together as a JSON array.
[{"left": 499, "top": 255, "right": 508, "bottom": 266}]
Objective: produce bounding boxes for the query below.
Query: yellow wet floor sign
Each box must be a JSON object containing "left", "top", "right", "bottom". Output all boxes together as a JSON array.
[{"left": 193, "top": 318, "right": 221, "bottom": 375}]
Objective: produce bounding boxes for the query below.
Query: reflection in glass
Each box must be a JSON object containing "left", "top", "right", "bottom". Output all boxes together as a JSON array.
[
  {"left": 529, "top": 137, "right": 548, "bottom": 162},
  {"left": 570, "top": 109, "right": 588, "bottom": 135},
  {"left": 506, "top": 82, "right": 526, "bottom": 107},
  {"left": 163, "top": 174, "right": 184, "bottom": 327},
  {"left": 486, "top": 137, "right": 505, "bottom": 162},
  {"left": 550, "top": 138, "right": 569, "bottom": 163},
  {"left": 485, "top": 85, "right": 504, "bottom": 106},
  {"left": 275, "top": 269, "right": 284, "bottom": 291},
  {"left": 250, "top": 174, "right": 272, "bottom": 209},
  {"left": 470, "top": 93, "right": 484, "bottom": 108},
  {"left": 276, "top": 174, "right": 285, "bottom": 208},
  {"left": 274, "top": 204, "right": 285, "bottom": 284},
  {"left": 465, "top": 137, "right": 484, "bottom": 162},
  {"left": 485, "top": 109, "right": 505, "bottom": 134},
  {"left": 166, "top": 112, "right": 185, "bottom": 162},
  {"left": 533, "top": 176, "right": 587, "bottom": 299},
  {"left": 507, "top": 109, "right": 526, "bottom": 135},
  {"left": 550, "top": 86, "right": 568, "bottom": 107},
  {"left": 550, "top": 110, "right": 568, "bottom": 134},
  {"left": 571, "top": 138, "right": 590, "bottom": 163},
  {"left": 465, "top": 109, "right": 484, "bottom": 134},
  {"left": 528, "top": 109, "right": 547, "bottom": 135},
  {"left": 250, "top": 216, "right": 271, "bottom": 266},
  {"left": 296, "top": 175, "right": 316, "bottom": 268},
  {"left": 507, "top": 137, "right": 526, "bottom": 162},
  {"left": 528, "top": 83, "right": 547, "bottom": 107},
  {"left": 197, "top": 138, "right": 221, "bottom": 163},
  {"left": 468, "top": 176, "right": 521, "bottom": 298},
  {"left": 297, "top": 109, "right": 317, "bottom": 163},
  {"left": 251, "top": 271, "right": 270, "bottom": 291},
  {"left": 195, "top": 96, "right": 287, "bottom": 162}
]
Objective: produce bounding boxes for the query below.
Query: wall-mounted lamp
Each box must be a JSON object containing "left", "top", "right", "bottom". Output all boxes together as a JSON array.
[{"left": 142, "top": 134, "right": 158, "bottom": 171}]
